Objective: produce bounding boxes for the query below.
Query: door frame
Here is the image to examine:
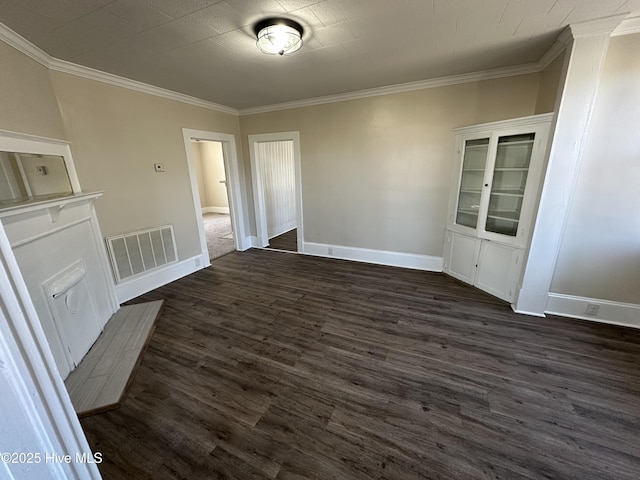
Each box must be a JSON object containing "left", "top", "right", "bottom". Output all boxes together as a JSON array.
[
  {"left": 182, "top": 129, "right": 251, "bottom": 265},
  {"left": 248, "top": 131, "right": 303, "bottom": 250}
]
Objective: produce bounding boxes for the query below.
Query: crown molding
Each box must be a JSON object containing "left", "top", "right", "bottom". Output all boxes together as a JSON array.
[
  {"left": 0, "top": 128, "right": 70, "bottom": 146},
  {"left": 612, "top": 15, "right": 640, "bottom": 36},
  {"left": 452, "top": 112, "right": 554, "bottom": 134},
  {"left": 569, "top": 14, "right": 628, "bottom": 38},
  {"left": 238, "top": 62, "right": 542, "bottom": 116},
  {"left": 241, "top": 12, "right": 640, "bottom": 116},
  {"left": 47, "top": 58, "right": 239, "bottom": 116},
  {"left": 2, "top": 10, "right": 638, "bottom": 120},
  {"left": 0, "top": 22, "right": 238, "bottom": 116},
  {"left": 537, "top": 27, "right": 574, "bottom": 70},
  {"left": 0, "top": 22, "right": 50, "bottom": 67}
]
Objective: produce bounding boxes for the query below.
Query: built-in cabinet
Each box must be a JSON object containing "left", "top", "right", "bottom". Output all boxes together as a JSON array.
[{"left": 443, "top": 114, "right": 552, "bottom": 303}]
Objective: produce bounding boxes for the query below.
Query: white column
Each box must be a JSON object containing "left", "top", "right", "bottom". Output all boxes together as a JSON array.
[{"left": 514, "top": 16, "right": 626, "bottom": 316}]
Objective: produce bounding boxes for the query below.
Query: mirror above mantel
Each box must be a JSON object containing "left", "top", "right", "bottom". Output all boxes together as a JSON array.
[
  {"left": 0, "top": 151, "right": 74, "bottom": 207},
  {"left": 0, "top": 128, "right": 82, "bottom": 212}
]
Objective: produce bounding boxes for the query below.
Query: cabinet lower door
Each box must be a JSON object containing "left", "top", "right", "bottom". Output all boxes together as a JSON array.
[
  {"left": 475, "top": 241, "right": 522, "bottom": 302},
  {"left": 443, "top": 231, "right": 481, "bottom": 284}
]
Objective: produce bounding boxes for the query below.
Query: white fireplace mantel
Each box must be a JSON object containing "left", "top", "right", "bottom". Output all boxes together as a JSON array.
[{"left": 0, "top": 191, "right": 119, "bottom": 379}]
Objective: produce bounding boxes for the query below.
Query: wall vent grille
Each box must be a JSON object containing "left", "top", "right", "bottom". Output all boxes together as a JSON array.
[{"left": 105, "top": 225, "right": 177, "bottom": 284}]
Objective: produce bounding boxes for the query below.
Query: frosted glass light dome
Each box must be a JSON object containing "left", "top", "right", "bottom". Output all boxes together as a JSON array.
[{"left": 255, "top": 19, "right": 304, "bottom": 56}]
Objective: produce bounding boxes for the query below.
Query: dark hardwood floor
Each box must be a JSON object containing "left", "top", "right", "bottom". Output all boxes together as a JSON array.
[
  {"left": 81, "top": 249, "right": 640, "bottom": 479},
  {"left": 266, "top": 229, "right": 297, "bottom": 252}
]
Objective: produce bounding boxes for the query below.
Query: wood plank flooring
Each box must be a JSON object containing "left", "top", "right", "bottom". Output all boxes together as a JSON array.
[
  {"left": 266, "top": 229, "right": 297, "bottom": 252},
  {"left": 65, "top": 301, "right": 163, "bottom": 417},
  {"left": 80, "top": 249, "right": 640, "bottom": 479}
]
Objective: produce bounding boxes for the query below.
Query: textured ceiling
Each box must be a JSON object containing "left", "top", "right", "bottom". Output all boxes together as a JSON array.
[{"left": 1, "top": 0, "right": 638, "bottom": 109}]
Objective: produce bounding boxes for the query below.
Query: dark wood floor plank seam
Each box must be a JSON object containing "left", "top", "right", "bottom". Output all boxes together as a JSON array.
[{"left": 82, "top": 249, "right": 640, "bottom": 480}]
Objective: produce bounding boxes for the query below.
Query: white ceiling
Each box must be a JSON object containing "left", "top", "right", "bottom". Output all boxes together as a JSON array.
[{"left": 1, "top": 0, "right": 639, "bottom": 110}]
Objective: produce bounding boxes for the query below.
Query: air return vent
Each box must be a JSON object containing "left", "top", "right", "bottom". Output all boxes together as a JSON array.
[{"left": 105, "top": 225, "right": 177, "bottom": 284}]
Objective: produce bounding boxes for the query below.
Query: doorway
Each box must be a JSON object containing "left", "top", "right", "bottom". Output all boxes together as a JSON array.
[
  {"left": 248, "top": 132, "right": 303, "bottom": 252},
  {"left": 182, "top": 129, "right": 250, "bottom": 266},
  {"left": 190, "top": 140, "right": 235, "bottom": 260}
]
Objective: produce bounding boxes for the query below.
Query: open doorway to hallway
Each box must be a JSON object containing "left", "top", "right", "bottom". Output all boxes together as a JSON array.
[
  {"left": 190, "top": 140, "right": 235, "bottom": 260},
  {"left": 183, "top": 128, "right": 249, "bottom": 266}
]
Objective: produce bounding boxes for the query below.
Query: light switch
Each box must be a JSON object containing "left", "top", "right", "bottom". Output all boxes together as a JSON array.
[{"left": 154, "top": 163, "right": 165, "bottom": 172}]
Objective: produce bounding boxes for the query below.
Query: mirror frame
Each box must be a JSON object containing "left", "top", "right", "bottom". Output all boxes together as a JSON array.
[{"left": 0, "top": 129, "right": 81, "bottom": 202}]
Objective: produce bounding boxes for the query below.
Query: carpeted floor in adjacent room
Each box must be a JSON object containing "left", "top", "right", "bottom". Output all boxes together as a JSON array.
[{"left": 202, "top": 213, "right": 234, "bottom": 260}]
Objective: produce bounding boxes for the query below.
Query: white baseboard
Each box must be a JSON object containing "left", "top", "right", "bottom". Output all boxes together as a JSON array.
[
  {"left": 511, "top": 305, "right": 547, "bottom": 318},
  {"left": 269, "top": 221, "right": 296, "bottom": 239},
  {"left": 546, "top": 293, "right": 640, "bottom": 329},
  {"left": 248, "top": 236, "right": 260, "bottom": 249},
  {"left": 301, "top": 241, "right": 443, "bottom": 272},
  {"left": 115, "top": 254, "right": 206, "bottom": 304},
  {"left": 202, "top": 206, "right": 229, "bottom": 214}
]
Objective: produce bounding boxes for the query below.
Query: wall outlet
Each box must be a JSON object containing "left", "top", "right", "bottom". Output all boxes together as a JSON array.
[
  {"left": 585, "top": 303, "right": 600, "bottom": 316},
  {"left": 328, "top": 247, "right": 333, "bottom": 255},
  {"left": 154, "top": 163, "right": 166, "bottom": 172},
  {"left": 195, "top": 257, "right": 202, "bottom": 267}
]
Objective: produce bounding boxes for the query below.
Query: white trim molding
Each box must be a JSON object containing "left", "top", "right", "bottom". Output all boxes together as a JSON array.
[
  {"left": 546, "top": 293, "right": 640, "bottom": 329},
  {"left": 612, "top": 15, "right": 640, "bottom": 36},
  {"left": 1, "top": 13, "right": 639, "bottom": 118},
  {"left": 48, "top": 57, "right": 239, "bottom": 116},
  {"left": 570, "top": 13, "right": 630, "bottom": 38},
  {"left": 183, "top": 128, "right": 252, "bottom": 259},
  {"left": 453, "top": 113, "right": 555, "bottom": 135},
  {"left": 239, "top": 63, "right": 542, "bottom": 116},
  {"left": 302, "top": 242, "right": 443, "bottom": 272},
  {"left": 202, "top": 206, "right": 230, "bottom": 215},
  {"left": 514, "top": 20, "right": 621, "bottom": 316},
  {"left": 115, "top": 254, "right": 206, "bottom": 304},
  {"left": 248, "top": 132, "right": 303, "bottom": 251},
  {"left": 0, "top": 21, "right": 238, "bottom": 116},
  {"left": 0, "top": 129, "right": 81, "bottom": 194},
  {"left": 0, "top": 21, "right": 50, "bottom": 67},
  {"left": 0, "top": 219, "right": 101, "bottom": 479}
]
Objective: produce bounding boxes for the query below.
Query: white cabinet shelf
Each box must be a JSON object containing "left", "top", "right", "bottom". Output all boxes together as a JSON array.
[
  {"left": 491, "top": 189, "right": 524, "bottom": 197},
  {"left": 487, "top": 211, "right": 521, "bottom": 222},
  {"left": 443, "top": 114, "right": 552, "bottom": 303}
]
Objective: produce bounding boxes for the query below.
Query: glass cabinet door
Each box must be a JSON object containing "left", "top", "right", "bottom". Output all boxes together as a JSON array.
[
  {"left": 485, "top": 133, "right": 535, "bottom": 236},
  {"left": 456, "top": 138, "right": 489, "bottom": 229}
]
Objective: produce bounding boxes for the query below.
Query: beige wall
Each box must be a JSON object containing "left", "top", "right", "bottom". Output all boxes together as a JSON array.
[
  {"left": 240, "top": 74, "right": 540, "bottom": 256},
  {"left": 535, "top": 51, "right": 566, "bottom": 114},
  {"left": 49, "top": 71, "right": 242, "bottom": 261},
  {"left": 550, "top": 34, "right": 640, "bottom": 303},
  {"left": 0, "top": 42, "right": 66, "bottom": 139}
]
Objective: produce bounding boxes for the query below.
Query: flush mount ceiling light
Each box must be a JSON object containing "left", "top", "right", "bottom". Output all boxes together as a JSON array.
[{"left": 255, "top": 18, "right": 304, "bottom": 56}]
